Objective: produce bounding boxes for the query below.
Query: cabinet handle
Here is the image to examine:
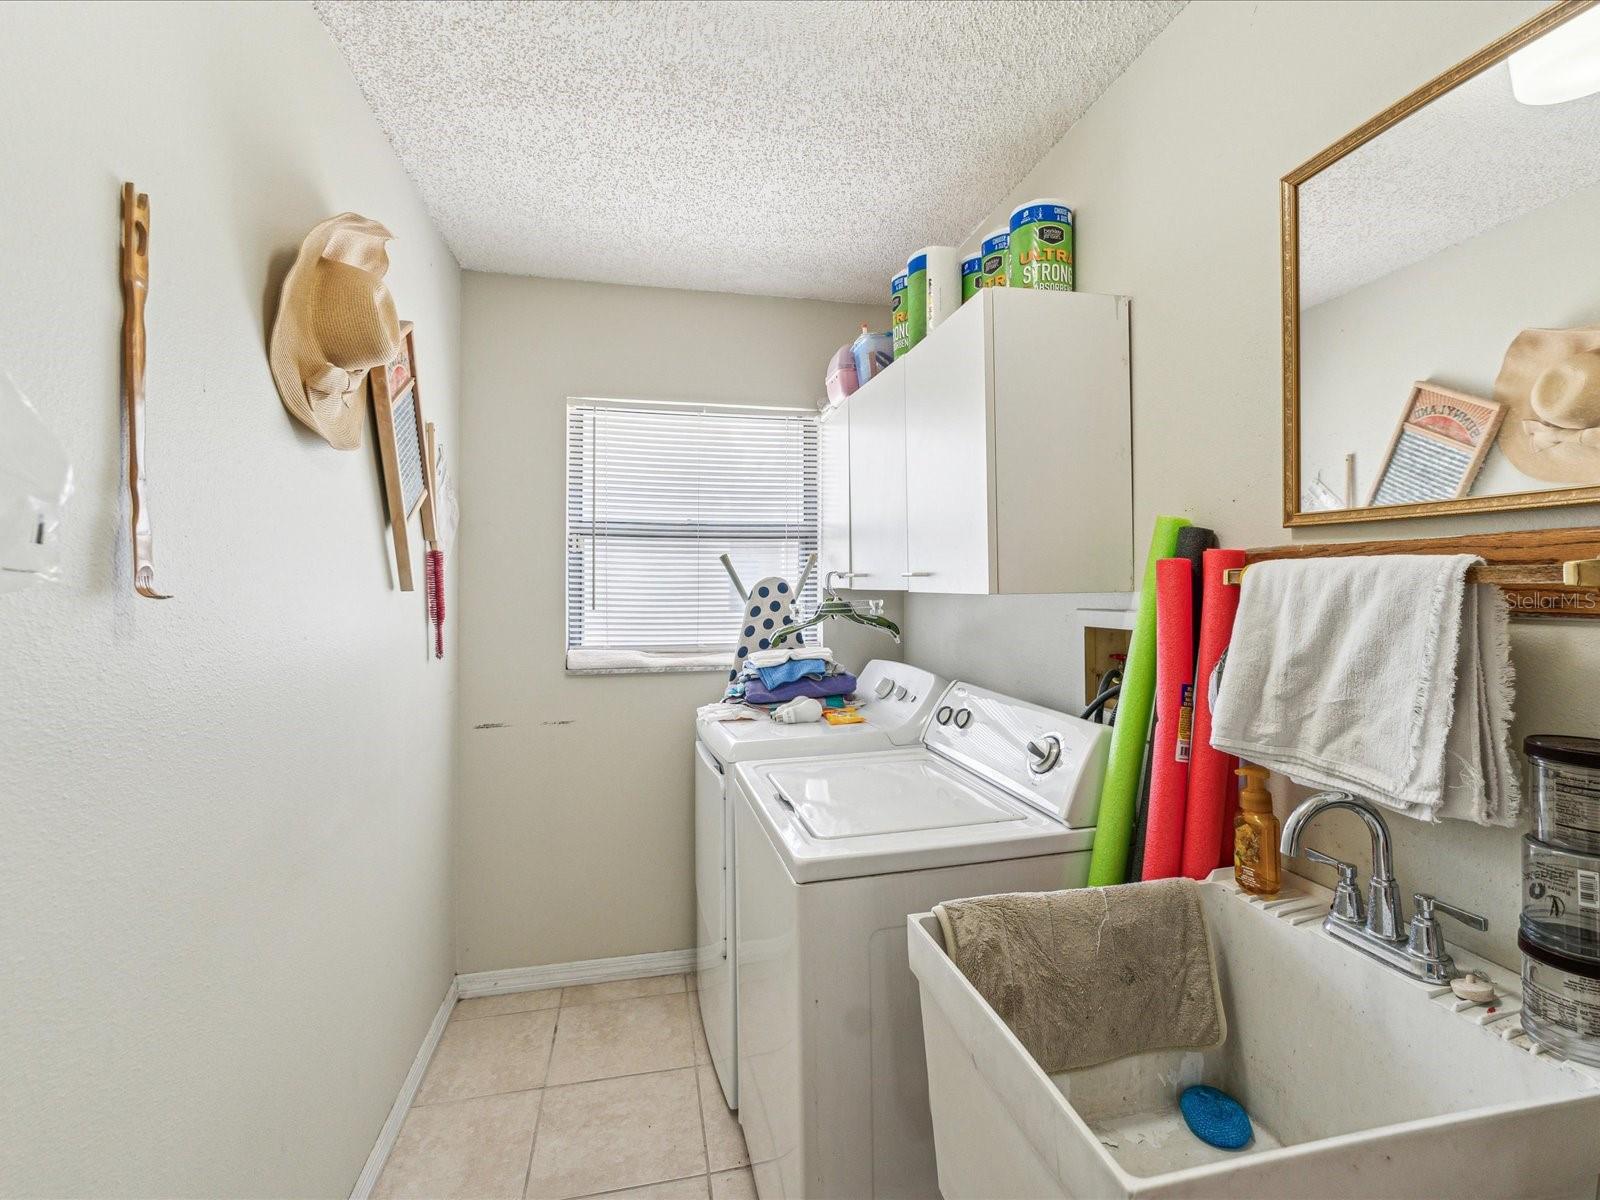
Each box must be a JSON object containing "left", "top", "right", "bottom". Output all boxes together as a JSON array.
[{"left": 900, "top": 571, "right": 933, "bottom": 578}]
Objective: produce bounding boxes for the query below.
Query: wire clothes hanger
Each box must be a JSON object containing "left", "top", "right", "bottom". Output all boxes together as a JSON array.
[
  {"left": 718, "top": 555, "right": 902, "bottom": 647},
  {"left": 771, "top": 566, "right": 901, "bottom": 646}
]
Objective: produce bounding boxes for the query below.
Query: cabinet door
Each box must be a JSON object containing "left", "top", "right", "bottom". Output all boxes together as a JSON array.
[
  {"left": 817, "top": 405, "right": 851, "bottom": 584},
  {"left": 904, "top": 299, "right": 993, "bottom": 594},
  {"left": 845, "top": 370, "right": 908, "bottom": 591},
  {"left": 990, "top": 289, "right": 1133, "bottom": 592}
]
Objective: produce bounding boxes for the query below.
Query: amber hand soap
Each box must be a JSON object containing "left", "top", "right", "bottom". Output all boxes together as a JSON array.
[{"left": 1233, "top": 763, "right": 1280, "bottom": 896}]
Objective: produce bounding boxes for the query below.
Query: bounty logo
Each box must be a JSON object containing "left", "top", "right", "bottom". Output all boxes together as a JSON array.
[{"left": 1039, "top": 225, "right": 1066, "bottom": 245}]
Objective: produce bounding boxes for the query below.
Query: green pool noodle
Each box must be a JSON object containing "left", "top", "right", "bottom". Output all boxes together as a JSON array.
[{"left": 1087, "top": 514, "right": 1192, "bottom": 886}]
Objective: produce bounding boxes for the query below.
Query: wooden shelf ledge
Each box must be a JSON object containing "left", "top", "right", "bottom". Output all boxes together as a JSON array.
[{"left": 1241, "top": 527, "right": 1600, "bottom": 620}]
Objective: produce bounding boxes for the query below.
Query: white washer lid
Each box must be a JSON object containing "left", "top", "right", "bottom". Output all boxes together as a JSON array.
[{"left": 769, "top": 759, "right": 1024, "bottom": 839}]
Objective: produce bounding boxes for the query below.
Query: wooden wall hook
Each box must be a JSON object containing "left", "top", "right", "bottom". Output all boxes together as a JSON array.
[{"left": 121, "top": 181, "right": 171, "bottom": 600}]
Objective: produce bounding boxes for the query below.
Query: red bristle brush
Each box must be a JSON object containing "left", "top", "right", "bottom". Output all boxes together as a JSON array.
[{"left": 425, "top": 545, "right": 445, "bottom": 659}]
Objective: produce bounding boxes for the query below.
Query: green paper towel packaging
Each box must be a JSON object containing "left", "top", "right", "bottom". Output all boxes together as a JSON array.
[
  {"left": 1007, "top": 199, "right": 1075, "bottom": 290},
  {"left": 1088, "top": 514, "right": 1193, "bottom": 887},
  {"left": 960, "top": 255, "right": 982, "bottom": 303},
  {"left": 891, "top": 272, "right": 910, "bottom": 358},
  {"left": 979, "top": 227, "right": 1010, "bottom": 290},
  {"left": 903, "top": 246, "right": 958, "bottom": 355}
]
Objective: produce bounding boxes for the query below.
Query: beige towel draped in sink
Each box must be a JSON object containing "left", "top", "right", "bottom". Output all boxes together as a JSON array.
[{"left": 932, "top": 878, "right": 1225, "bottom": 1074}]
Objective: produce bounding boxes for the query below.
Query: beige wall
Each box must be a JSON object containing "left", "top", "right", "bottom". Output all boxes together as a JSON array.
[
  {"left": 0, "top": 3, "right": 460, "bottom": 1196},
  {"left": 456, "top": 273, "right": 896, "bottom": 972},
  {"left": 904, "top": 0, "right": 1598, "bottom": 970}
]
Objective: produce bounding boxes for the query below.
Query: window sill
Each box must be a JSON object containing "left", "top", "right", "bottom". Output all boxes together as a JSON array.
[{"left": 564, "top": 648, "right": 733, "bottom": 676}]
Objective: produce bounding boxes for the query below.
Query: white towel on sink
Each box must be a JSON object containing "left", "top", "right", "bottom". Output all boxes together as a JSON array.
[{"left": 1209, "top": 555, "right": 1519, "bottom": 826}]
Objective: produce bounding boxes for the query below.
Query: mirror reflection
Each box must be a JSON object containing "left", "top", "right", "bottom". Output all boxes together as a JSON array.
[{"left": 1296, "top": 8, "right": 1600, "bottom": 515}]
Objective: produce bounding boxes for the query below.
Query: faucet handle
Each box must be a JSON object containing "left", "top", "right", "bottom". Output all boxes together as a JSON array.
[
  {"left": 1304, "top": 847, "right": 1363, "bottom": 925},
  {"left": 1406, "top": 893, "right": 1487, "bottom": 968},
  {"left": 1412, "top": 892, "right": 1488, "bottom": 932},
  {"left": 1303, "top": 846, "right": 1355, "bottom": 879}
]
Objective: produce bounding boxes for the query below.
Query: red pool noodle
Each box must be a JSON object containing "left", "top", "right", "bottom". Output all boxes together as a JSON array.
[
  {"left": 1141, "top": 558, "right": 1195, "bottom": 880},
  {"left": 1182, "top": 548, "right": 1248, "bottom": 879}
]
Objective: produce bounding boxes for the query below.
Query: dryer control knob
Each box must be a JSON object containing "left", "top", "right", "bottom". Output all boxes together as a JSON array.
[
  {"left": 874, "top": 677, "right": 896, "bottom": 700},
  {"left": 935, "top": 706, "right": 954, "bottom": 725},
  {"left": 953, "top": 708, "right": 973, "bottom": 730},
  {"left": 1027, "top": 735, "right": 1063, "bottom": 774}
]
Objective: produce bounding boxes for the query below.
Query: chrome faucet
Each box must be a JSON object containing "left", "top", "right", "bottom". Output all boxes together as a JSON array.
[{"left": 1280, "top": 792, "right": 1487, "bottom": 985}]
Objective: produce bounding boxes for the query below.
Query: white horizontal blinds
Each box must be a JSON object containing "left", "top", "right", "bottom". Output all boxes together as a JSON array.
[{"left": 566, "top": 403, "right": 819, "bottom": 656}]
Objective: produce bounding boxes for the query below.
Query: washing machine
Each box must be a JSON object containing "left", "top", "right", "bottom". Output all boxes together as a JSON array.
[
  {"left": 730, "top": 681, "right": 1109, "bottom": 1199},
  {"left": 694, "top": 659, "right": 946, "bottom": 1111}
]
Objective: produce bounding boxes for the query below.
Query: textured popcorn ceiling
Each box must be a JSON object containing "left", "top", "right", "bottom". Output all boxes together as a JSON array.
[
  {"left": 1300, "top": 61, "right": 1600, "bottom": 308},
  {"left": 314, "top": 0, "right": 1183, "bottom": 303}
]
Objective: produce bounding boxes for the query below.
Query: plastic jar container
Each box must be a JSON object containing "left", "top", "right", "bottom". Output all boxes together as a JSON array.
[
  {"left": 851, "top": 327, "right": 893, "bottom": 386},
  {"left": 1526, "top": 735, "right": 1600, "bottom": 854},
  {"left": 1520, "top": 932, "right": 1600, "bottom": 1067},
  {"left": 824, "top": 343, "right": 858, "bottom": 408},
  {"left": 1522, "top": 835, "right": 1600, "bottom": 960}
]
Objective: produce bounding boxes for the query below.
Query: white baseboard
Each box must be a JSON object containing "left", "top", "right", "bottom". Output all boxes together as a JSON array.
[
  {"left": 350, "top": 977, "right": 459, "bottom": 1200},
  {"left": 456, "top": 947, "right": 697, "bottom": 999}
]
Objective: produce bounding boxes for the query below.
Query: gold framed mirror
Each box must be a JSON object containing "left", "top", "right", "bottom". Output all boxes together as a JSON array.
[{"left": 1282, "top": 0, "right": 1600, "bottom": 526}]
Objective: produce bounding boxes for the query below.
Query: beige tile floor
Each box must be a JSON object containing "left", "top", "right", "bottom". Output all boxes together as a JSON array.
[{"left": 375, "top": 974, "right": 752, "bottom": 1200}]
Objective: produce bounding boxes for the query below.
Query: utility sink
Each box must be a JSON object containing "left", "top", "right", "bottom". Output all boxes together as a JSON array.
[{"left": 908, "top": 872, "right": 1600, "bottom": 1199}]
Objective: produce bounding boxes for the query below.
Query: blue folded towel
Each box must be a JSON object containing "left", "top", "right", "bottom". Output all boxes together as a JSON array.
[
  {"left": 745, "top": 673, "right": 857, "bottom": 706},
  {"left": 755, "top": 657, "right": 830, "bottom": 690}
]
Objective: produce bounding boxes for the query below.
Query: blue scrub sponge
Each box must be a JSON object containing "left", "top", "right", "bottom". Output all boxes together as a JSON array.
[{"left": 1179, "top": 1085, "right": 1252, "bottom": 1150}]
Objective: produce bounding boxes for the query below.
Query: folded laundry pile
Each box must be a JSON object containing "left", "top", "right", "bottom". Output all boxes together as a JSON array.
[{"left": 723, "top": 645, "right": 858, "bottom": 710}]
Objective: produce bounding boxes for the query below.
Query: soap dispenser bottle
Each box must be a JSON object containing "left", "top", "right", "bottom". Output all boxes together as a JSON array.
[{"left": 1233, "top": 763, "right": 1280, "bottom": 896}]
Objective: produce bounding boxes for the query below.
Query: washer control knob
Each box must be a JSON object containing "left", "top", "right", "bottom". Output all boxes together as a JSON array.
[
  {"left": 953, "top": 708, "right": 973, "bottom": 730},
  {"left": 893, "top": 685, "right": 909, "bottom": 701},
  {"left": 874, "top": 677, "right": 896, "bottom": 700},
  {"left": 935, "top": 706, "right": 954, "bottom": 725},
  {"left": 1027, "top": 735, "right": 1063, "bottom": 774}
]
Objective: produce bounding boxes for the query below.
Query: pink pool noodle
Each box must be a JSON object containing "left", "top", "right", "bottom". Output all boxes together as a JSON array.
[{"left": 1141, "top": 558, "right": 1196, "bottom": 880}]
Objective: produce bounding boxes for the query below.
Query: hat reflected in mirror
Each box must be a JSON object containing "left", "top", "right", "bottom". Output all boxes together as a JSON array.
[{"left": 1493, "top": 328, "right": 1600, "bottom": 482}]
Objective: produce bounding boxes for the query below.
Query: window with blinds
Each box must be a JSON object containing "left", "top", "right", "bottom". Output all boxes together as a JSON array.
[{"left": 565, "top": 402, "right": 819, "bottom": 672}]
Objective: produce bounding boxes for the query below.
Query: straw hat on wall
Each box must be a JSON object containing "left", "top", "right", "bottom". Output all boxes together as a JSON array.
[
  {"left": 1494, "top": 327, "right": 1600, "bottom": 485},
  {"left": 269, "top": 213, "right": 401, "bottom": 450}
]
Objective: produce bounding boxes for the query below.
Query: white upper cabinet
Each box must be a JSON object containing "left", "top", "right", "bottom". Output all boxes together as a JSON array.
[
  {"left": 817, "top": 403, "right": 852, "bottom": 585},
  {"left": 821, "top": 288, "right": 1133, "bottom": 596},
  {"left": 843, "top": 365, "right": 909, "bottom": 591}
]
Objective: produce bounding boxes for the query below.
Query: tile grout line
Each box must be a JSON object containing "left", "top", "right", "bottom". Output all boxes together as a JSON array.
[
  {"left": 414, "top": 1061, "right": 702, "bottom": 1109},
  {"left": 453, "top": 978, "right": 689, "bottom": 1022},
  {"left": 519, "top": 1003, "right": 561, "bottom": 1200},
  {"left": 566, "top": 1173, "right": 710, "bottom": 1200},
  {"left": 542, "top": 991, "right": 697, "bottom": 1090},
  {"left": 519, "top": 1099, "right": 543, "bottom": 1200},
  {"left": 557, "top": 984, "right": 689, "bottom": 1011},
  {"left": 690, "top": 1004, "right": 713, "bottom": 1183}
]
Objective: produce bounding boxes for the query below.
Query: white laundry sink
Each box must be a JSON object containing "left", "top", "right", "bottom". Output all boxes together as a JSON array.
[{"left": 908, "top": 872, "right": 1600, "bottom": 1200}]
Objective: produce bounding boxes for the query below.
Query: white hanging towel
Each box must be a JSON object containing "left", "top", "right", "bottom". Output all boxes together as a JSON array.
[{"left": 1209, "top": 555, "right": 1519, "bottom": 826}]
